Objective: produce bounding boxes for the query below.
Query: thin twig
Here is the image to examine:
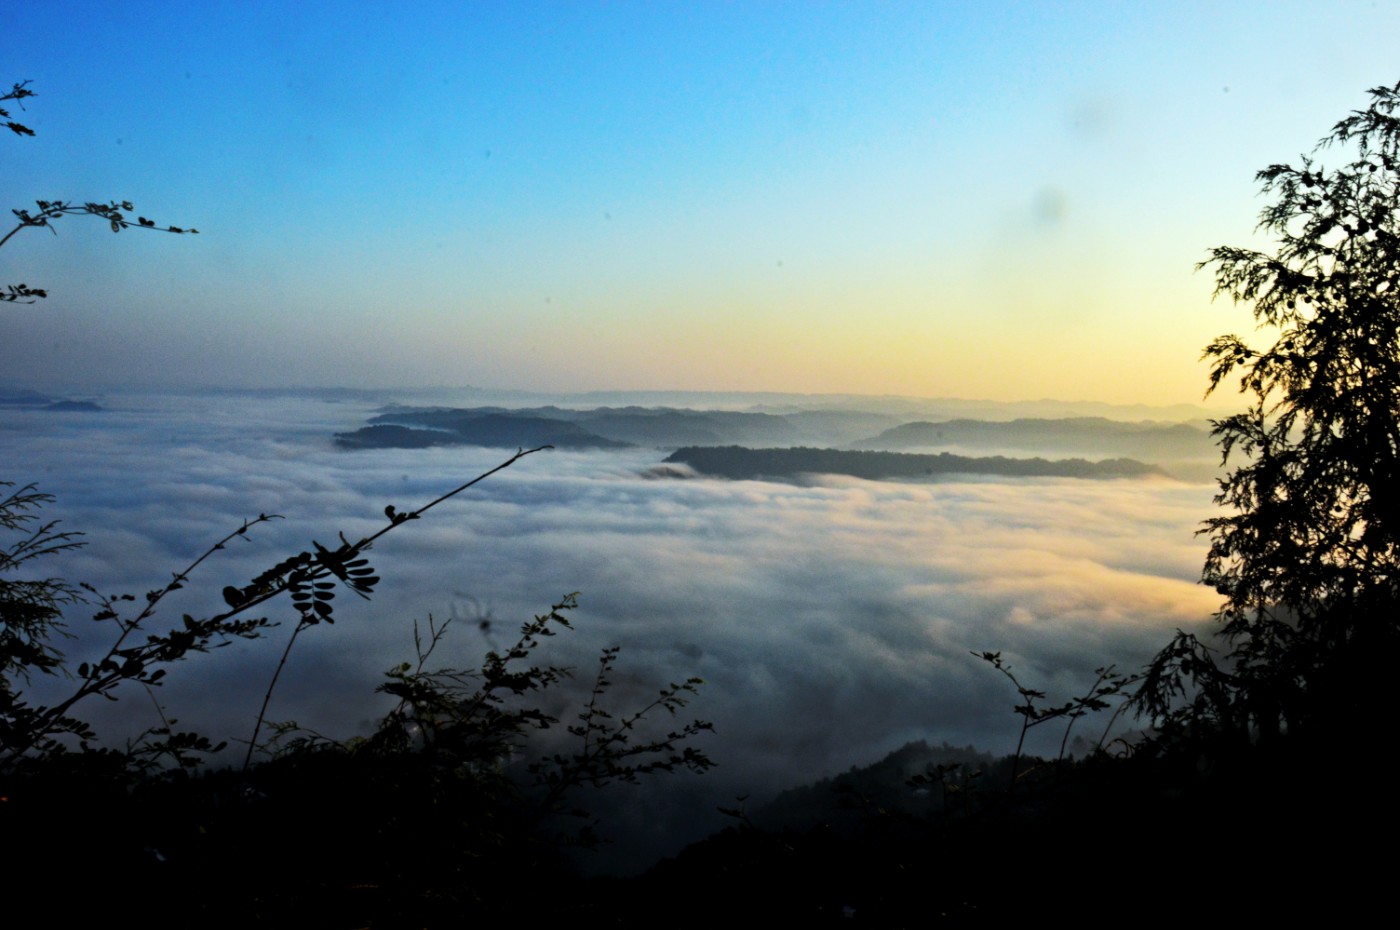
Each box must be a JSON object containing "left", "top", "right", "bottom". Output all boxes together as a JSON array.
[
  {"left": 243, "top": 618, "right": 310, "bottom": 770},
  {"left": 242, "top": 446, "right": 551, "bottom": 770}
]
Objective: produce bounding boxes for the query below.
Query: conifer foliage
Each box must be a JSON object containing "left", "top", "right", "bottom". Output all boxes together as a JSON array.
[{"left": 1140, "top": 82, "right": 1400, "bottom": 739}]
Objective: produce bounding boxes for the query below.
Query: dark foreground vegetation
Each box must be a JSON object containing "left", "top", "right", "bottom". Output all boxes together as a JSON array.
[
  {"left": 5, "top": 623, "right": 1391, "bottom": 926},
  {"left": 7, "top": 78, "right": 1400, "bottom": 926}
]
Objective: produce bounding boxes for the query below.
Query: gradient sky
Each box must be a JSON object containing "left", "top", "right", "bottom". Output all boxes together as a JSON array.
[{"left": 4, "top": 1, "right": 1399, "bottom": 403}]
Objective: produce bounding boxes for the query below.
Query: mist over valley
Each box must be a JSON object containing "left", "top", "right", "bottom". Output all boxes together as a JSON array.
[{"left": 2, "top": 385, "right": 1221, "bottom": 864}]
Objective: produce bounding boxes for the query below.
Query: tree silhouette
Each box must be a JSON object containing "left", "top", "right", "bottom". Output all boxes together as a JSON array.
[
  {"left": 2, "top": 78, "right": 715, "bottom": 924},
  {"left": 0, "top": 79, "right": 213, "bottom": 765},
  {"left": 1139, "top": 81, "right": 1400, "bottom": 740},
  {"left": 1, "top": 80, "right": 195, "bottom": 304}
]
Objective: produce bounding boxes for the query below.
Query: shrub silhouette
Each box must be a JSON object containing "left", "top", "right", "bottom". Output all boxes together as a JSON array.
[{"left": 1, "top": 79, "right": 714, "bottom": 926}]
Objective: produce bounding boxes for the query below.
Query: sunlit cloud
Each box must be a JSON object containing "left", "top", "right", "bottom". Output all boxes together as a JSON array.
[{"left": 6, "top": 394, "right": 1221, "bottom": 804}]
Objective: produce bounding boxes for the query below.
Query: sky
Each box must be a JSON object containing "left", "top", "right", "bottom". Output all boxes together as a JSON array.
[{"left": 5, "top": 1, "right": 1400, "bottom": 403}]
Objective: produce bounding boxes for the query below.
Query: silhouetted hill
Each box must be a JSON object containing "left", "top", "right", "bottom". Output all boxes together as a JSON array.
[
  {"left": 628, "top": 731, "right": 1389, "bottom": 925},
  {"left": 362, "top": 404, "right": 805, "bottom": 449},
  {"left": 0, "top": 389, "right": 56, "bottom": 407},
  {"left": 331, "top": 405, "right": 1219, "bottom": 464},
  {"left": 568, "top": 407, "right": 800, "bottom": 447},
  {"left": 43, "top": 400, "right": 103, "bottom": 412},
  {"left": 334, "top": 424, "right": 461, "bottom": 449},
  {"left": 335, "top": 411, "right": 631, "bottom": 450},
  {"left": 852, "top": 416, "right": 1213, "bottom": 460},
  {"left": 776, "top": 409, "right": 904, "bottom": 445},
  {"left": 0, "top": 389, "right": 103, "bottom": 411},
  {"left": 752, "top": 740, "right": 996, "bottom": 832},
  {"left": 663, "top": 446, "right": 1168, "bottom": 481}
]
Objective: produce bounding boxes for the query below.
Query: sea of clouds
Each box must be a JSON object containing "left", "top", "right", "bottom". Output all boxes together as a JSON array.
[{"left": 3, "top": 390, "right": 1222, "bottom": 863}]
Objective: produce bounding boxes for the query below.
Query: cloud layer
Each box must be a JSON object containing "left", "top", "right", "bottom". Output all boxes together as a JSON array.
[{"left": 3, "top": 392, "right": 1221, "bottom": 851}]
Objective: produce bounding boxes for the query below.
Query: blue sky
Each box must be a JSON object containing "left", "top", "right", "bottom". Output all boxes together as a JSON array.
[{"left": 5, "top": 1, "right": 1400, "bottom": 402}]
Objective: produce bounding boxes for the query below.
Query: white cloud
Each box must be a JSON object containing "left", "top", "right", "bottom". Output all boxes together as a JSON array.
[{"left": 3, "top": 392, "right": 1222, "bottom": 809}]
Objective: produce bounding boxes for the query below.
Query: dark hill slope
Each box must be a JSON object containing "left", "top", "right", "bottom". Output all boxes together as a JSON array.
[
  {"left": 853, "top": 416, "right": 1211, "bottom": 460},
  {"left": 336, "top": 411, "right": 629, "bottom": 450},
  {"left": 664, "top": 446, "right": 1167, "bottom": 481}
]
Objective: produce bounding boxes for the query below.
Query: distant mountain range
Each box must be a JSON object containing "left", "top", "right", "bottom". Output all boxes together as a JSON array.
[
  {"left": 663, "top": 446, "right": 1167, "bottom": 481},
  {"left": 0, "top": 389, "right": 103, "bottom": 412},
  {"left": 851, "top": 416, "right": 1213, "bottom": 460},
  {"left": 335, "top": 410, "right": 632, "bottom": 450},
  {"left": 330, "top": 405, "right": 1209, "bottom": 482},
  {"left": 333, "top": 405, "right": 902, "bottom": 450},
  {"left": 332, "top": 404, "right": 1211, "bottom": 458},
  {"left": 750, "top": 740, "right": 999, "bottom": 832}
]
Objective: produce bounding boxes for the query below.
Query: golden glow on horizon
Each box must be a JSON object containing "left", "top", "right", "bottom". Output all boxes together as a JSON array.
[{"left": 5, "top": 3, "right": 1376, "bottom": 404}]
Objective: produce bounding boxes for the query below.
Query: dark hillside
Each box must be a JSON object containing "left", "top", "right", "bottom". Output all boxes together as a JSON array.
[
  {"left": 336, "top": 411, "right": 631, "bottom": 449},
  {"left": 665, "top": 446, "right": 1167, "bottom": 481},
  {"left": 852, "top": 416, "right": 1212, "bottom": 459}
]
